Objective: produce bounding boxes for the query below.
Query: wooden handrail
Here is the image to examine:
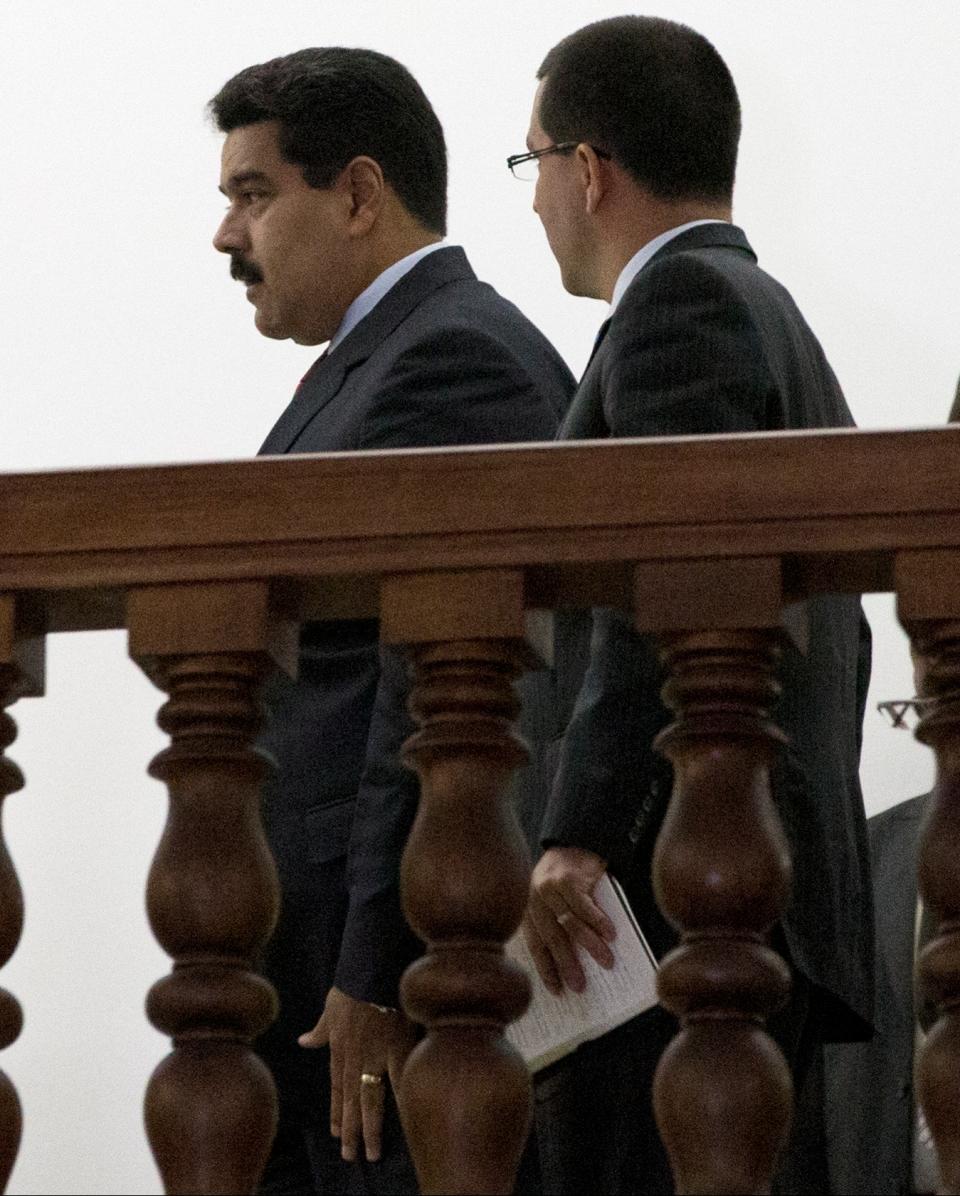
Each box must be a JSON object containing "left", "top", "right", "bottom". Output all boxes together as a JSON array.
[
  {"left": 0, "top": 427, "right": 957, "bottom": 618},
  {"left": 0, "top": 425, "right": 957, "bottom": 1192}
]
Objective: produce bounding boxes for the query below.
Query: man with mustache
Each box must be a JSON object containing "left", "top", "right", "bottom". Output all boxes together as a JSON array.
[
  {"left": 512, "top": 16, "right": 873, "bottom": 1193},
  {"left": 210, "top": 46, "right": 574, "bottom": 1194}
]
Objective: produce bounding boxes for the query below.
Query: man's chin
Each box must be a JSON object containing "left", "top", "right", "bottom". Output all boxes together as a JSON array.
[
  {"left": 558, "top": 259, "right": 587, "bottom": 298},
  {"left": 253, "top": 307, "right": 290, "bottom": 341},
  {"left": 252, "top": 304, "right": 325, "bottom": 345}
]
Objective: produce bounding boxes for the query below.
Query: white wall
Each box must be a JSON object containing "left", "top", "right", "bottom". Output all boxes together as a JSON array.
[{"left": 1, "top": 1, "right": 956, "bottom": 1191}]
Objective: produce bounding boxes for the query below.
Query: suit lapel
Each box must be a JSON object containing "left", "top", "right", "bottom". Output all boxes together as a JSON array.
[
  {"left": 258, "top": 352, "right": 349, "bottom": 454},
  {"left": 558, "top": 335, "right": 608, "bottom": 439},
  {"left": 258, "top": 246, "right": 476, "bottom": 455}
]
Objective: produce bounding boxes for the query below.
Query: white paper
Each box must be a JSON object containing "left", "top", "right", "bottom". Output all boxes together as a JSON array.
[{"left": 505, "top": 873, "right": 659, "bottom": 1071}]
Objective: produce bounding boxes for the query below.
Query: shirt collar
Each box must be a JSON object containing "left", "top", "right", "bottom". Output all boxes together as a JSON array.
[
  {"left": 609, "top": 220, "right": 728, "bottom": 315},
  {"left": 327, "top": 241, "right": 447, "bottom": 354}
]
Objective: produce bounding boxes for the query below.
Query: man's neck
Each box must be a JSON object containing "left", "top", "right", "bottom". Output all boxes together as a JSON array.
[
  {"left": 596, "top": 200, "right": 732, "bottom": 301},
  {"left": 357, "top": 229, "right": 443, "bottom": 297}
]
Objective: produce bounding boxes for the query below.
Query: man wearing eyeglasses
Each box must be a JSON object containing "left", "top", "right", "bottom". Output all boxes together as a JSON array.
[{"left": 510, "top": 16, "right": 874, "bottom": 1193}]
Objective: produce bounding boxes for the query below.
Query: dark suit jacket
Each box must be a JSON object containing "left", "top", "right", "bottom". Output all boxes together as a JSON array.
[
  {"left": 825, "top": 793, "right": 930, "bottom": 1195},
  {"left": 544, "top": 221, "right": 874, "bottom": 1041},
  {"left": 254, "top": 245, "right": 576, "bottom": 1122}
]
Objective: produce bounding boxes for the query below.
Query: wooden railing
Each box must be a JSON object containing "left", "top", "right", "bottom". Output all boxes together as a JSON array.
[{"left": 0, "top": 425, "right": 959, "bottom": 1194}]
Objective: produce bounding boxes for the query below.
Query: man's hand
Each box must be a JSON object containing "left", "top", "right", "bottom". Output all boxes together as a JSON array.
[
  {"left": 299, "top": 986, "right": 417, "bottom": 1163},
  {"left": 522, "top": 846, "right": 616, "bottom": 995}
]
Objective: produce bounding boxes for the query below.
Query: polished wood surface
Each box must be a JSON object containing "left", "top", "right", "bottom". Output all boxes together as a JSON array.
[
  {"left": 909, "top": 618, "right": 960, "bottom": 1195},
  {"left": 635, "top": 560, "right": 794, "bottom": 1191},
  {"left": 0, "top": 428, "right": 957, "bottom": 1191},
  {"left": 653, "top": 629, "right": 793, "bottom": 1194},
  {"left": 899, "top": 552, "right": 960, "bottom": 1195},
  {"left": 0, "top": 427, "right": 958, "bottom": 625},
  {"left": 128, "top": 585, "right": 295, "bottom": 1195},
  {"left": 0, "top": 603, "right": 24, "bottom": 1195},
  {"left": 0, "top": 597, "right": 44, "bottom": 1194},
  {"left": 383, "top": 572, "right": 540, "bottom": 1194}
]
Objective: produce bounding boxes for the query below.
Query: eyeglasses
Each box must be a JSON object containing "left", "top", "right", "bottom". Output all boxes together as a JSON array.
[
  {"left": 876, "top": 697, "right": 933, "bottom": 730},
  {"left": 506, "top": 142, "right": 611, "bottom": 181}
]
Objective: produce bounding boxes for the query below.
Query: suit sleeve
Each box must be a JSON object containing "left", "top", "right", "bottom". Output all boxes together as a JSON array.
[
  {"left": 335, "top": 328, "right": 568, "bottom": 1004},
  {"left": 333, "top": 644, "right": 422, "bottom": 1007},
  {"left": 540, "top": 609, "right": 673, "bottom": 869},
  {"left": 543, "top": 254, "right": 778, "bottom": 858}
]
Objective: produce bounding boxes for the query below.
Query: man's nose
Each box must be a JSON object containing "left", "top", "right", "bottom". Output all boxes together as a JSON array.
[{"left": 213, "top": 210, "right": 245, "bottom": 254}]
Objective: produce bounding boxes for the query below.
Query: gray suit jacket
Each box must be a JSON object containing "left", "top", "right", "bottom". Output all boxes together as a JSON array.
[
  {"left": 544, "top": 222, "right": 874, "bottom": 1041},
  {"left": 825, "top": 793, "right": 929, "bottom": 1195},
  {"left": 254, "top": 245, "right": 576, "bottom": 1121}
]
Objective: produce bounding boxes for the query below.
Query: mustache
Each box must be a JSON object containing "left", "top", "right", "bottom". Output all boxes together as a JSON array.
[{"left": 229, "top": 255, "right": 264, "bottom": 286}]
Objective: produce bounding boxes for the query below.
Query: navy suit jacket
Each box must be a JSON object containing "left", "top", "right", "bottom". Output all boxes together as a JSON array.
[
  {"left": 253, "top": 246, "right": 576, "bottom": 1121},
  {"left": 545, "top": 222, "right": 874, "bottom": 1041}
]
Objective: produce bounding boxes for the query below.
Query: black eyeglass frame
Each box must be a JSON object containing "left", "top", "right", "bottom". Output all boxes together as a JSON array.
[
  {"left": 506, "top": 142, "right": 611, "bottom": 178},
  {"left": 876, "top": 696, "right": 933, "bottom": 729}
]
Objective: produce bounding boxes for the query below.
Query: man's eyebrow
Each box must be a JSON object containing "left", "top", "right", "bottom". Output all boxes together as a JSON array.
[{"left": 218, "top": 170, "right": 272, "bottom": 196}]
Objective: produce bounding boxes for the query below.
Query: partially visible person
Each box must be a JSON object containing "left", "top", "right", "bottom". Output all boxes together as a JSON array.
[
  {"left": 209, "top": 46, "right": 575, "bottom": 1194},
  {"left": 824, "top": 784, "right": 933, "bottom": 1195},
  {"left": 508, "top": 15, "right": 874, "bottom": 1193},
  {"left": 824, "top": 483, "right": 956, "bottom": 1196}
]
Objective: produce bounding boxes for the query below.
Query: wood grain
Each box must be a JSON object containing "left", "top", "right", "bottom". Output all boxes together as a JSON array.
[
  {"left": 384, "top": 571, "right": 543, "bottom": 1194},
  {"left": 128, "top": 587, "right": 287, "bottom": 1194},
  {"left": 903, "top": 613, "right": 960, "bottom": 1195},
  {"left": 0, "top": 429, "right": 959, "bottom": 634},
  {"left": 652, "top": 629, "right": 793, "bottom": 1194},
  {"left": 0, "top": 596, "right": 44, "bottom": 1192}
]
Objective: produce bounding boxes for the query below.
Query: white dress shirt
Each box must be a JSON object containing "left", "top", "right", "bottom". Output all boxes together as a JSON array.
[{"left": 609, "top": 220, "right": 727, "bottom": 315}]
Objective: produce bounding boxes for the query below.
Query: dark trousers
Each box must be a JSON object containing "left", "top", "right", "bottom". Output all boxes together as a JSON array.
[
  {"left": 533, "top": 972, "right": 828, "bottom": 1196},
  {"left": 259, "top": 1070, "right": 545, "bottom": 1195},
  {"left": 259, "top": 1086, "right": 419, "bottom": 1196}
]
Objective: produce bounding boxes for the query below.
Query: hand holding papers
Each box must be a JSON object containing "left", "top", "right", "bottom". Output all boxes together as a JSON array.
[
  {"left": 506, "top": 873, "right": 658, "bottom": 1072},
  {"left": 522, "top": 844, "right": 616, "bottom": 994}
]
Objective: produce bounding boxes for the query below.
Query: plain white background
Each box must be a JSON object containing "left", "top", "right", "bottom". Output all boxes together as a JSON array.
[{"left": 0, "top": 2, "right": 957, "bottom": 1191}]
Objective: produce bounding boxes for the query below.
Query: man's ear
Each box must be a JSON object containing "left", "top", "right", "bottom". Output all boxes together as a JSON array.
[
  {"left": 577, "top": 144, "right": 607, "bottom": 215},
  {"left": 340, "top": 156, "right": 384, "bottom": 236}
]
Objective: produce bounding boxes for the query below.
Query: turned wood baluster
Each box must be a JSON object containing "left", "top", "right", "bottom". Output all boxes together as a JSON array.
[
  {"left": 633, "top": 560, "right": 794, "bottom": 1195},
  {"left": 128, "top": 584, "right": 296, "bottom": 1195},
  {"left": 0, "top": 597, "right": 43, "bottom": 1194},
  {"left": 0, "top": 665, "right": 23, "bottom": 1196},
  {"left": 906, "top": 619, "right": 960, "bottom": 1194},
  {"left": 898, "top": 551, "right": 960, "bottom": 1193},
  {"left": 381, "top": 570, "right": 543, "bottom": 1195}
]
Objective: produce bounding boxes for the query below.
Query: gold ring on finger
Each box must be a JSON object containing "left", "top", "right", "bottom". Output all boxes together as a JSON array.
[{"left": 360, "top": 1072, "right": 385, "bottom": 1087}]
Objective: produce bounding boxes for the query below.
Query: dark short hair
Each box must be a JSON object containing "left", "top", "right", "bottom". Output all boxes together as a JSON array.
[
  {"left": 537, "top": 16, "right": 740, "bottom": 204},
  {"left": 210, "top": 47, "right": 447, "bottom": 234}
]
